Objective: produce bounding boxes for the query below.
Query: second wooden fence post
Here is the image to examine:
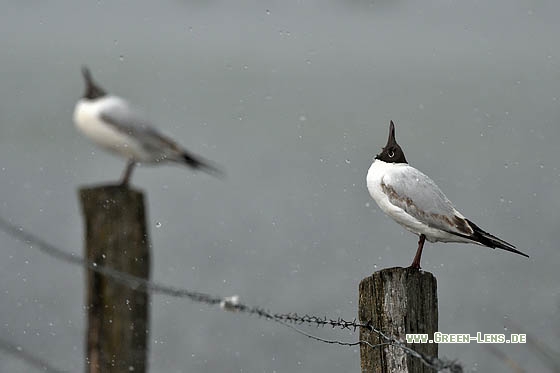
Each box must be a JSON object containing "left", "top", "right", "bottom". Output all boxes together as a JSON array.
[{"left": 80, "top": 185, "right": 151, "bottom": 373}]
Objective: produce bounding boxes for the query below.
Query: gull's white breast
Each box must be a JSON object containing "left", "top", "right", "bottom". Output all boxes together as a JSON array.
[
  {"left": 73, "top": 96, "right": 148, "bottom": 161},
  {"left": 366, "top": 159, "right": 471, "bottom": 243}
]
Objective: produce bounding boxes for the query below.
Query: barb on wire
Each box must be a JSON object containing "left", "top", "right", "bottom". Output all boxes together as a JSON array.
[
  {"left": 0, "top": 215, "right": 462, "bottom": 372},
  {"left": 259, "top": 311, "right": 461, "bottom": 372}
]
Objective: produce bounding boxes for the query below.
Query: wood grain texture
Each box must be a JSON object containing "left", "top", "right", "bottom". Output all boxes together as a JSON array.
[{"left": 359, "top": 267, "right": 438, "bottom": 373}]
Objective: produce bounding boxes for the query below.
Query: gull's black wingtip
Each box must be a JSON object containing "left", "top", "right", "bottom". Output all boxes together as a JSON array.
[
  {"left": 496, "top": 244, "right": 529, "bottom": 258},
  {"left": 466, "top": 219, "right": 529, "bottom": 258},
  {"left": 182, "top": 151, "right": 225, "bottom": 179}
]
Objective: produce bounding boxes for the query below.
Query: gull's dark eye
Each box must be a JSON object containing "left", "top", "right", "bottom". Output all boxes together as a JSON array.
[{"left": 388, "top": 149, "right": 395, "bottom": 158}]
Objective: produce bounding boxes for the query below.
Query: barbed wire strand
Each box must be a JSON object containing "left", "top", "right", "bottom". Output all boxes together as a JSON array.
[
  {"left": 272, "top": 318, "right": 390, "bottom": 349},
  {"left": 0, "top": 215, "right": 462, "bottom": 372},
  {"left": 0, "top": 338, "right": 67, "bottom": 373}
]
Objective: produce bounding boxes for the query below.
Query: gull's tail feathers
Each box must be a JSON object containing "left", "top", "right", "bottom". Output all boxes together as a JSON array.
[
  {"left": 465, "top": 219, "right": 529, "bottom": 258},
  {"left": 181, "top": 151, "right": 224, "bottom": 178}
]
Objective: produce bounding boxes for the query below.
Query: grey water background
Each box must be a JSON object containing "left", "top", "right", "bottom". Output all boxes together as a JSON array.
[{"left": 0, "top": 0, "right": 559, "bottom": 371}]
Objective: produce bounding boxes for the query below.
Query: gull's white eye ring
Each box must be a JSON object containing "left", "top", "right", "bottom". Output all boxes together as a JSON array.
[{"left": 388, "top": 150, "right": 395, "bottom": 158}]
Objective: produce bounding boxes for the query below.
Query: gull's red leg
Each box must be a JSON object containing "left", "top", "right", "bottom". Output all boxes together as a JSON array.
[
  {"left": 119, "top": 160, "right": 136, "bottom": 187},
  {"left": 410, "top": 234, "right": 426, "bottom": 269}
]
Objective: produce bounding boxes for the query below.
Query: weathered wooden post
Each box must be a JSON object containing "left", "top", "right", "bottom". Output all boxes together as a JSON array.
[
  {"left": 359, "top": 267, "right": 438, "bottom": 373},
  {"left": 79, "top": 185, "right": 151, "bottom": 373}
]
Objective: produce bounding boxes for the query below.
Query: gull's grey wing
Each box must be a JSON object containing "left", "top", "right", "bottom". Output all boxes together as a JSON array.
[
  {"left": 99, "top": 100, "right": 224, "bottom": 175},
  {"left": 381, "top": 167, "right": 474, "bottom": 236},
  {"left": 99, "top": 101, "right": 184, "bottom": 159}
]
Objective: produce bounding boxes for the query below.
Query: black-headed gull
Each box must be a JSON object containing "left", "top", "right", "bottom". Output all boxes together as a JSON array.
[
  {"left": 367, "top": 121, "right": 528, "bottom": 269},
  {"left": 73, "top": 67, "right": 222, "bottom": 186}
]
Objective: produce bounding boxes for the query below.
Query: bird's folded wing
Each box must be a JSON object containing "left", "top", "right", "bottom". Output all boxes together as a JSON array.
[
  {"left": 99, "top": 104, "right": 183, "bottom": 155},
  {"left": 381, "top": 167, "right": 474, "bottom": 236}
]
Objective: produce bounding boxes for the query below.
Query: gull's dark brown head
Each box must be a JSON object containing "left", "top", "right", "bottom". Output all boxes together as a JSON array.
[
  {"left": 81, "top": 66, "right": 107, "bottom": 100},
  {"left": 375, "top": 120, "right": 407, "bottom": 164}
]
